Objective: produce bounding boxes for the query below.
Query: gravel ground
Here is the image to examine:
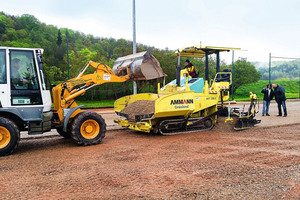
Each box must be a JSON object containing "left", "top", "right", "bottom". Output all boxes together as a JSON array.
[{"left": 1, "top": 100, "right": 299, "bottom": 199}]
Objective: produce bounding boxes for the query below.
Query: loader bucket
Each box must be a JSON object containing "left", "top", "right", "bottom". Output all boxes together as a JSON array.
[{"left": 113, "top": 51, "right": 165, "bottom": 80}]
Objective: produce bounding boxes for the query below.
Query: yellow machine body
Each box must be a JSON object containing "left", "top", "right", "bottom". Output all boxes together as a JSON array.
[
  {"left": 52, "top": 51, "right": 165, "bottom": 129},
  {"left": 114, "top": 70, "right": 231, "bottom": 133},
  {"left": 52, "top": 61, "right": 130, "bottom": 127},
  {"left": 114, "top": 44, "right": 260, "bottom": 134},
  {"left": 0, "top": 48, "right": 166, "bottom": 156},
  {"left": 113, "top": 44, "right": 261, "bottom": 134}
]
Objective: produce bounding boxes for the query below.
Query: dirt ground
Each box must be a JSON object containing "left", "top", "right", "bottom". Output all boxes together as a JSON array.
[{"left": 1, "top": 101, "right": 300, "bottom": 199}]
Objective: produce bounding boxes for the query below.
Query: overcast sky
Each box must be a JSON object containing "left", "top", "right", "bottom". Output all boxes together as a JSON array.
[{"left": 1, "top": 0, "right": 300, "bottom": 63}]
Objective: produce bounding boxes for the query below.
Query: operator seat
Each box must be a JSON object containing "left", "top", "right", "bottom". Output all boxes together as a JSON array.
[{"left": 216, "top": 69, "right": 231, "bottom": 82}]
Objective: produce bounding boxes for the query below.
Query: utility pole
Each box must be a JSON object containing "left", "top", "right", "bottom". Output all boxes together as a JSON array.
[
  {"left": 132, "top": 0, "right": 137, "bottom": 94},
  {"left": 269, "top": 53, "right": 271, "bottom": 84},
  {"left": 231, "top": 51, "right": 234, "bottom": 100},
  {"left": 67, "top": 39, "right": 69, "bottom": 79}
]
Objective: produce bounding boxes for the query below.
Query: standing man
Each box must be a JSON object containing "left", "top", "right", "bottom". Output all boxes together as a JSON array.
[
  {"left": 261, "top": 84, "right": 274, "bottom": 116},
  {"left": 272, "top": 83, "right": 287, "bottom": 117},
  {"left": 184, "top": 60, "right": 198, "bottom": 78}
]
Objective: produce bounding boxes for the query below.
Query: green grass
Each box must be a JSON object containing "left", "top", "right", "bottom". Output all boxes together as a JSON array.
[
  {"left": 234, "top": 80, "right": 300, "bottom": 101},
  {"left": 76, "top": 99, "right": 115, "bottom": 108}
]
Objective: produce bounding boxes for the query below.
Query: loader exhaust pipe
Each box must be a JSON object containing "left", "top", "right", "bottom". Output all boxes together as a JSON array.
[{"left": 112, "top": 51, "right": 165, "bottom": 80}]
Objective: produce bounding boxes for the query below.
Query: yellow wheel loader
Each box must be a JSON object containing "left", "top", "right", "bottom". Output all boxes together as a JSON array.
[
  {"left": 114, "top": 45, "right": 261, "bottom": 134},
  {"left": 0, "top": 47, "right": 164, "bottom": 156}
]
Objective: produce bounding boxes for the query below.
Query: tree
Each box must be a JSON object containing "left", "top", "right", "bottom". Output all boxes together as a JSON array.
[
  {"left": 0, "top": 21, "right": 5, "bottom": 35},
  {"left": 57, "top": 29, "right": 62, "bottom": 46},
  {"left": 2, "top": 12, "right": 239, "bottom": 100},
  {"left": 65, "top": 48, "right": 98, "bottom": 78},
  {"left": 152, "top": 50, "right": 177, "bottom": 82},
  {"left": 257, "top": 60, "right": 300, "bottom": 81},
  {"left": 230, "top": 59, "right": 261, "bottom": 94},
  {"left": 18, "top": 14, "right": 39, "bottom": 30}
]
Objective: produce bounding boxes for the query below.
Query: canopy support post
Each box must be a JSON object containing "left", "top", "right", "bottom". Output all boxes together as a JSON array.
[
  {"left": 216, "top": 50, "right": 220, "bottom": 78},
  {"left": 205, "top": 50, "right": 209, "bottom": 81}
]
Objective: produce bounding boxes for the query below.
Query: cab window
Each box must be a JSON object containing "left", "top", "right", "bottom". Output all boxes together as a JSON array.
[
  {"left": 10, "top": 50, "right": 42, "bottom": 105},
  {"left": 10, "top": 50, "right": 40, "bottom": 90},
  {"left": 0, "top": 50, "right": 6, "bottom": 84}
]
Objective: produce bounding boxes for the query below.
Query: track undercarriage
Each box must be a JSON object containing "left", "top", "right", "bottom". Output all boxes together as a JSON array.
[{"left": 155, "top": 116, "right": 214, "bottom": 135}]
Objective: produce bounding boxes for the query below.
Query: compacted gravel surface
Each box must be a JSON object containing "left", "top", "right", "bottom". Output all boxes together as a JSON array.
[
  {"left": 1, "top": 124, "right": 300, "bottom": 199},
  {"left": 1, "top": 100, "right": 300, "bottom": 199}
]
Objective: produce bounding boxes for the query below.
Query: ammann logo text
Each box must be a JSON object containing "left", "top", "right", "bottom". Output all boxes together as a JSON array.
[{"left": 170, "top": 99, "right": 194, "bottom": 105}]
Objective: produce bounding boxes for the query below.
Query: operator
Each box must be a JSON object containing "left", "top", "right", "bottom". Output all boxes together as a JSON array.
[
  {"left": 11, "top": 58, "right": 30, "bottom": 86},
  {"left": 184, "top": 59, "right": 198, "bottom": 78}
]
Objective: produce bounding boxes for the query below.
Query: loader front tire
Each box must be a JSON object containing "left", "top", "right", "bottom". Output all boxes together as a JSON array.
[
  {"left": 71, "top": 112, "right": 106, "bottom": 146},
  {"left": 0, "top": 118, "right": 20, "bottom": 156}
]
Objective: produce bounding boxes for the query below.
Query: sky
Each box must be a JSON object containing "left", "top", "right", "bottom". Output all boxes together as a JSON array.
[{"left": 1, "top": 0, "right": 300, "bottom": 64}]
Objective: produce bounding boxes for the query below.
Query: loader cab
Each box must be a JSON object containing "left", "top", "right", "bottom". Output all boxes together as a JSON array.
[{"left": 0, "top": 47, "right": 52, "bottom": 111}]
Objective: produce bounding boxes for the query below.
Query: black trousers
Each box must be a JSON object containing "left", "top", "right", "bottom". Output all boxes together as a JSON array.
[{"left": 277, "top": 101, "right": 287, "bottom": 116}]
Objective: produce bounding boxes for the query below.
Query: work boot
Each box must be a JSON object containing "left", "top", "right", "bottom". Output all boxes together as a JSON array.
[{"left": 266, "top": 114, "right": 270, "bottom": 116}]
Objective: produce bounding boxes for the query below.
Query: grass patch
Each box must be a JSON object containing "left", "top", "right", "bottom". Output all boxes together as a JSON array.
[
  {"left": 76, "top": 99, "right": 115, "bottom": 108},
  {"left": 234, "top": 80, "right": 300, "bottom": 101}
]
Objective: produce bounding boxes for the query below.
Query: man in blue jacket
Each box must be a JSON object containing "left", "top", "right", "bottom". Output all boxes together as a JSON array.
[
  {"left": 261, "top": 84, "right": 274, "bottom": 116},
  {"left": 272, "top": 83, "right": 287, "bottom": 117}
]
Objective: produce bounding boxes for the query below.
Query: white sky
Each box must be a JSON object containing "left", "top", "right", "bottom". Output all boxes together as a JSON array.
[{"left": 1, "top": 0, "right": 300, "bottom": 63}]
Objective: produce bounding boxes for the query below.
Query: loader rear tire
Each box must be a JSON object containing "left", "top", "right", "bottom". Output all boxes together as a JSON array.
[
  {"left": 0, "top": 118, "right": 20, "bottom": 156},
  {"left": 71, "top": 112, "right": 106, "bottom": 146}
]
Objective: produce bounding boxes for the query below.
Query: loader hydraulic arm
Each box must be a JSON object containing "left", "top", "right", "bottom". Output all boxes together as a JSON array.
[{"left": 52, "top": 61, "right": 130, "bottom": 121}]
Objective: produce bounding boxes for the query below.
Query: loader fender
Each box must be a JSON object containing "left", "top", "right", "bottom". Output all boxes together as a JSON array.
[{"left": 63, "top": 105, "right": 85, "bottom": 132}]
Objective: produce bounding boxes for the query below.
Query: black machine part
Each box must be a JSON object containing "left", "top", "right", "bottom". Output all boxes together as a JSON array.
[
  {"left": 231, "top": 98, "right": 261, "bottom": 130},
  {"left": 156, "top": 107, "right": 228, "bottom": 135}
]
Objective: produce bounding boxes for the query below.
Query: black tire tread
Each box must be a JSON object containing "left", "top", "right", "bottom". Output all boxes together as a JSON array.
[
  {"left": 0, "top": 117, "right": 20, "bottom": 156},
  {"left": 71, "top": 111, "right": 106, "bottom": 146}
]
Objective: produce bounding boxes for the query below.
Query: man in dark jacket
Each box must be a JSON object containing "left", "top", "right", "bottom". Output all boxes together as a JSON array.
[
  {"left": 261, "top": 84, "right": 274, "bottom": 116},
  {"left": 272, "top": 83, "right": 287, "bottom": 117}
]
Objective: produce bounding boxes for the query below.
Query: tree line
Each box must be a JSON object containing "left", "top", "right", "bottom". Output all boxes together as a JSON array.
[
  {"left": 0, "top": 12, "right": 261, "bottom": 100},
  {"left": 256, "top": 60, "right": 300, "bottom": 81}
]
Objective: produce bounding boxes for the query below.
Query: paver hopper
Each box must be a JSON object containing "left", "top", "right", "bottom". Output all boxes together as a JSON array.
[{"left": 112, "top": 51, "right": 165, "bottom": 80}]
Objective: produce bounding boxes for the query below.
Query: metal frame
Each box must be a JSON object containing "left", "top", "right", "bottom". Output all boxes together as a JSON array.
[
  {"left": 269, "top": 53, "right": 300, "bottom": 98},
  {"left": 174, "top": 45, "right": 239, "bottom": 82}
]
